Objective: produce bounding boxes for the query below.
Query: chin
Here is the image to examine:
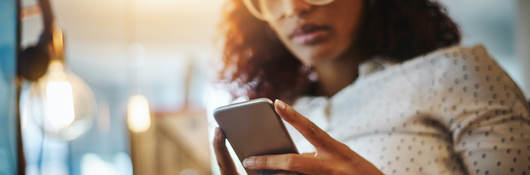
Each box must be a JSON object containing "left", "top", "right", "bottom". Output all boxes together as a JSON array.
[{"left": 293, "top": 43, "right": 345, "bottom": 65}]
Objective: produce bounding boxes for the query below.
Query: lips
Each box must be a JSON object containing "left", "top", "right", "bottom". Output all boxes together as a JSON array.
[{"left": 289, "top": 23, "right": 332, "bottom": 45}]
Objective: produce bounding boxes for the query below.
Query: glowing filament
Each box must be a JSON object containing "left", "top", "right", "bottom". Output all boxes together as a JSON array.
[
  {"left": 127, "top": 95, "right": 151, "bottom": 133},
  {"left": 45, "top": 80, "right": 76, "bottom": 131}
]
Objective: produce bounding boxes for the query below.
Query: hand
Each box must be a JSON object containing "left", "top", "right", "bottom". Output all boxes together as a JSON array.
[
  {"left": 213, "top": 99, "right": 384, "bottom": 175},
  {"left": 212, "top": 126, "right": 236, "bottom": 174}
]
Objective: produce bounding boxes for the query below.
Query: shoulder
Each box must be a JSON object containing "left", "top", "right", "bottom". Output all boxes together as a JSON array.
[
  {"left": 392, "top": 44, "right": 527, "bottom": 108},
  {"left": 406, "top": 45, "right": 528, "bottom": 114},
  {"left": 422, "top": 45, "right": 511, "bottom": 89},
  {"left": 400, "top": 44, "right": 511, "bottom": 88},
  {"left": 408, "top": 44, "right": 499, "bottom": 76},
  {"left": 364, "top": 45, "right": 504, "bottom": 86}
]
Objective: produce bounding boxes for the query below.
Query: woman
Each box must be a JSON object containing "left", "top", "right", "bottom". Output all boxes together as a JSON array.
[{"left": 213, "top": 0, "right": 530, "bottom": 174}]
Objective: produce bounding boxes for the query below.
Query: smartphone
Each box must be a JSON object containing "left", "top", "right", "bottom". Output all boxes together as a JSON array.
[{"left": 214, "top": 98, "right": 299, "bottom": 175}]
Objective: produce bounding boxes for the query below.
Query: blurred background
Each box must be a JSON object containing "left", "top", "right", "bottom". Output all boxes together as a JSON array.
[{"left": 0, "top": 0, "right": 529, "bottom": 175}]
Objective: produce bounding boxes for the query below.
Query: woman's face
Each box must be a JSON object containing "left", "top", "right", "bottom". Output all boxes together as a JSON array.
[{"left": 262, "top": 0, "right": 364, "bottom": 65}]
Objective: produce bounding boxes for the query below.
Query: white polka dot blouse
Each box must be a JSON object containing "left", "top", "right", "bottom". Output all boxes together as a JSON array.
[{"left": 288, "top": 45, "right": 530, "bottom": 175}]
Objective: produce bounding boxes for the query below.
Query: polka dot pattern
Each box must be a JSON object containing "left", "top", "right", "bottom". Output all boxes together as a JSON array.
[{"left": 289, "top": 45, "right": 530, "bottom": 175}]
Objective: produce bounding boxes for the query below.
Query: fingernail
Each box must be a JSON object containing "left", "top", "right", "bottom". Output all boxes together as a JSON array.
[
  {"left": 215, "top": 128, "right": 222, "bottom": 136},
  {"left": 275, "top": 99, "right": 286, "bottom": 110},
  {"left": 243, "top": 157, "right": 255, "bottom": 167}
]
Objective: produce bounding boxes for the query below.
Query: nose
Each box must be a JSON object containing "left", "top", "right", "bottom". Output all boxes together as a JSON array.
[{"left": 283, "top": 0, "right": 314, "bottom": 18}]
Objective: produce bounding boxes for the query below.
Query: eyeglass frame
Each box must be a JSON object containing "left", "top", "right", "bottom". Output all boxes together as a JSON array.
[{"left": 242, "top": 0, "right": 335, "bottom": 21}]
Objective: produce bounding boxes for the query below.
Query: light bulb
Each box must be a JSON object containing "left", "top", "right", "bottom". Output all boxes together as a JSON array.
[
  {"left": 127, "top": 95, "right": 151, "bottom": 133},
  {"left": 23, "top": 60, "right": 95, "bottom": 140},
  {"left": 44, "top": 78, "right": 75, "bottom": 131}
]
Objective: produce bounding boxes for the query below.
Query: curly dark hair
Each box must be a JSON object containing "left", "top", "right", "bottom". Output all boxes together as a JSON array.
[{"left": 219, "top": 0, "right": 461, "bottom": 102}]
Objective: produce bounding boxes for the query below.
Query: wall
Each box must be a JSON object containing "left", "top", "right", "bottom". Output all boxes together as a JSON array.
[
  {"left": 517, "top": 0, "right": 530, "bottom": 97},
  {"left": 0, "top": 0, "right": 19, "bottom": 174}
]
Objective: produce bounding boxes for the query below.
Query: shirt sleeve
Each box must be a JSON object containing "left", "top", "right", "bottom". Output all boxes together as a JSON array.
[{"left": 429, "top": 45, "right": 530, "bottom": 175}]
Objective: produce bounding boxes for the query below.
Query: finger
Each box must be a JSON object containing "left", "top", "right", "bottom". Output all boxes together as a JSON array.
[
  {"left": 243, "top": 154, "right": 330, "bottom": 174},
  {"left": 274, "top": 99, "right": 339, "bottom": 151},
  {"left": 300, "top": 152, "right": 316, "bottom": 157},
  {"left": 272, "top": 172, "right": 298, "bottom": 175},
  {"left": 213, "top": 128, "right": 238, "bottom": 175}
]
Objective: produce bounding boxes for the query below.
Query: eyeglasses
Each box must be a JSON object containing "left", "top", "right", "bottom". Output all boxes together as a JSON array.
[{"left": 243, "top": 0, "right": 335, "bottom": 21}]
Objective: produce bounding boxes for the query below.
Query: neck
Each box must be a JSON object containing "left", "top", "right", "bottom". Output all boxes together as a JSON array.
[{"left": 313, "top": 52, "right": 359, "bottom": 97}]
